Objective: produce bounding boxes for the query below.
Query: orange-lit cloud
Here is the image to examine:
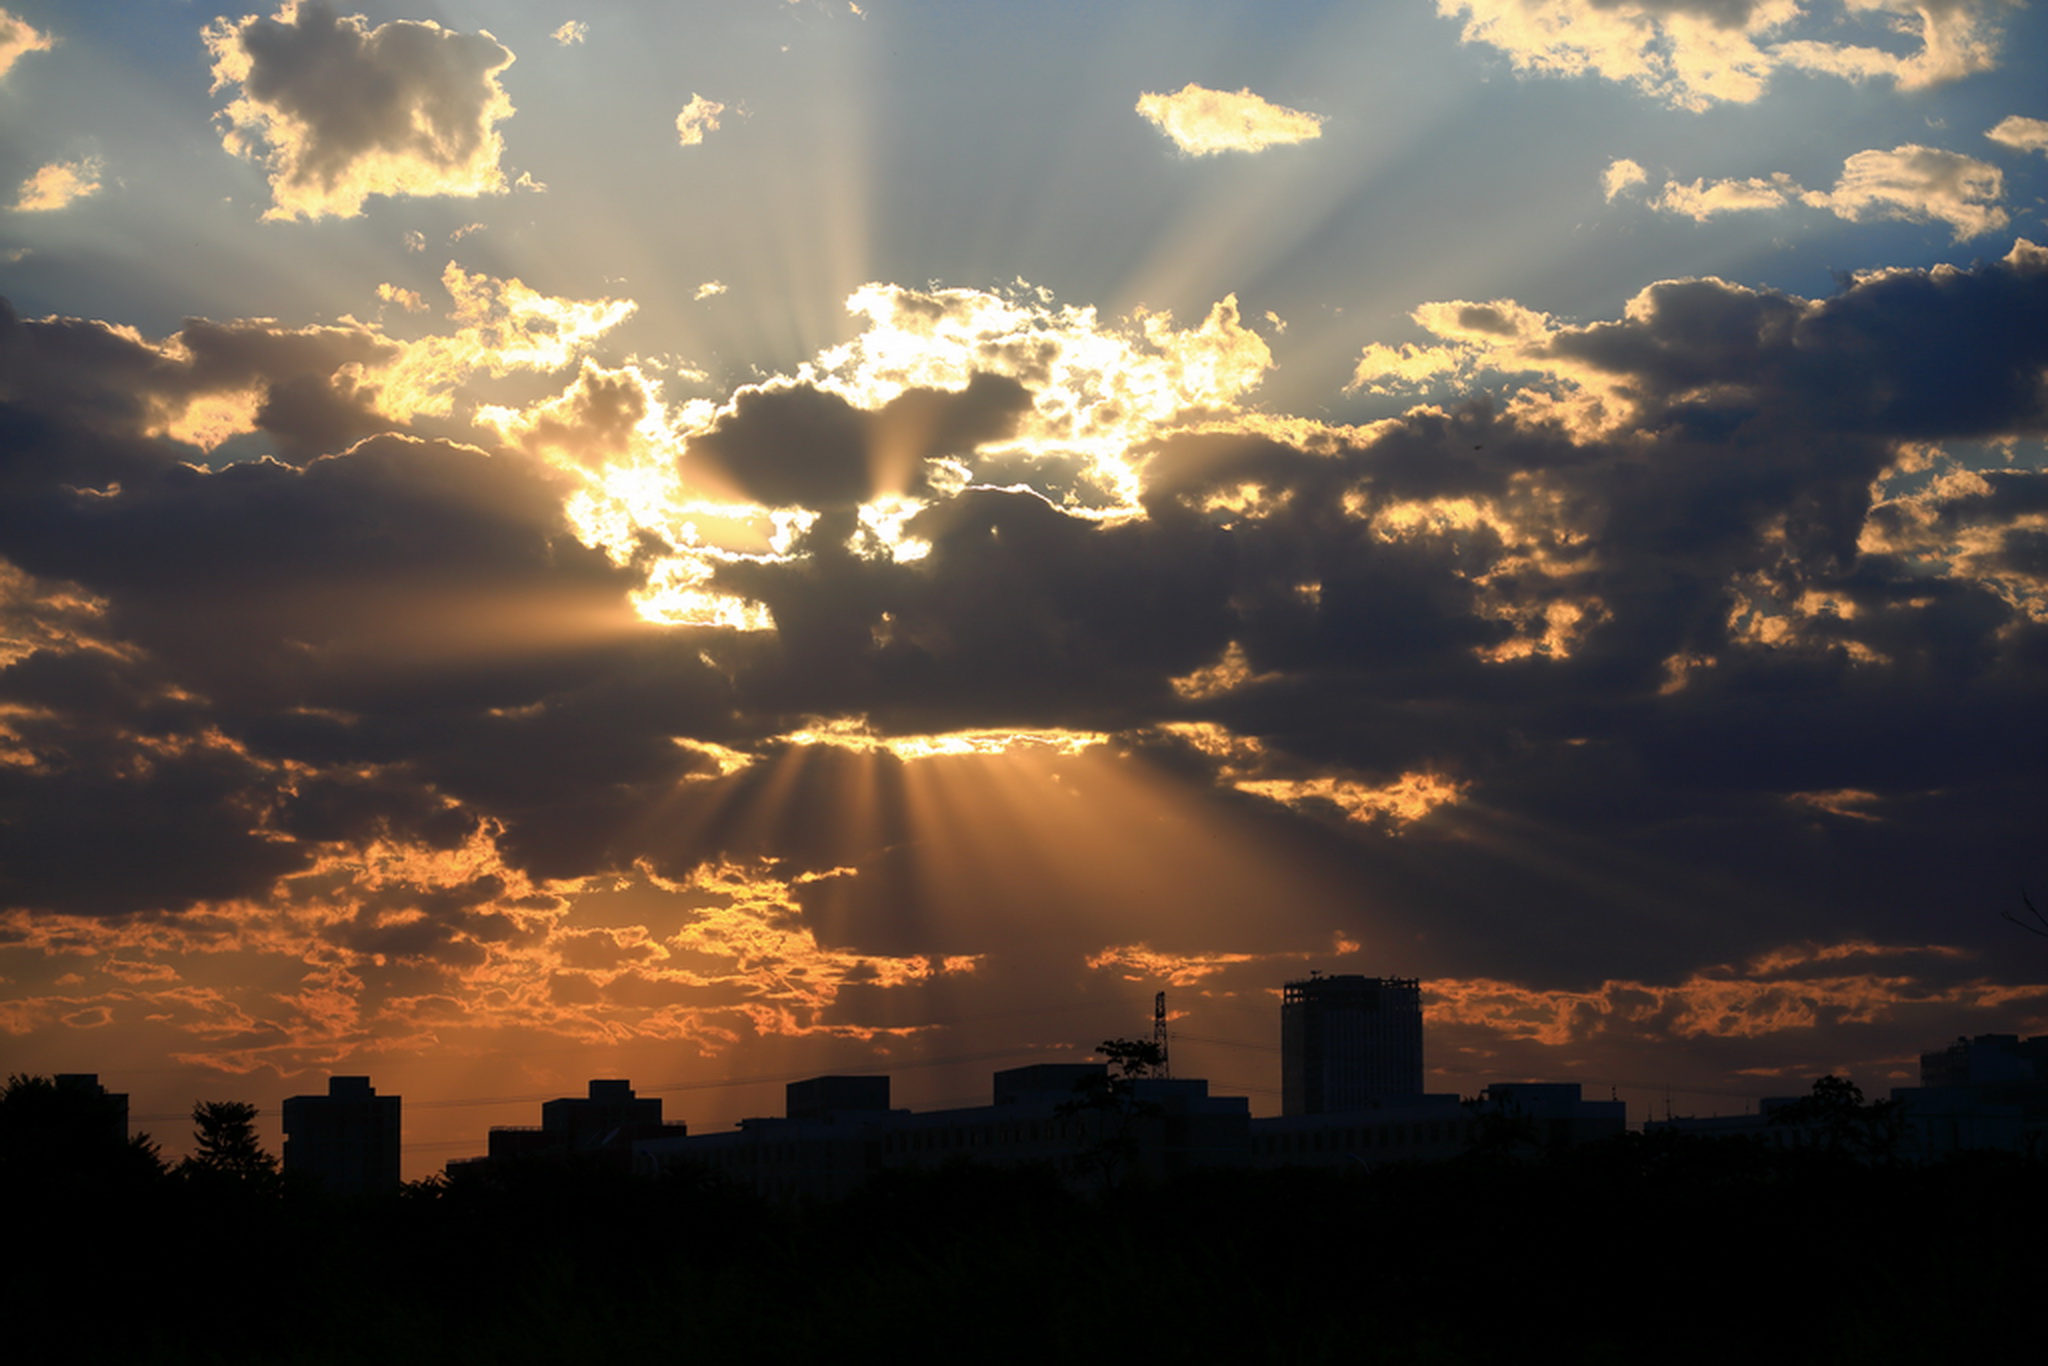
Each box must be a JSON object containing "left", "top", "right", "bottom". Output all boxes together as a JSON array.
[
  {"left": 12, "top": 156, "right": 101, "bottom": 212},
  {"left": 676, "top": 93, "right": 726, "bottom": 146},
  {"left": 552, "top": 20, "right": 587, "bottom": 46},
  {"left": 1429, "top": 942, "right": 2045, "bottom": 1047},
  {"left": 0, "top": 6, "right": 52, "bottom": 81},
  {"left": 1134, "top": 83, "right": 1324, "bottom": 156},
  {"left": 204, "top": 3, "right": 517, "bottom": 221}
]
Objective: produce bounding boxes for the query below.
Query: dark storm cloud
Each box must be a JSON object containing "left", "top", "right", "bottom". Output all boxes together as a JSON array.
[
  {"left": 0, "top": 251, "right": 2043, "bottom": 1005},
  {"left": 0, "top": 297, "right": 397, "bottom": 474},
  {"left": 687, "top": 372, "right": 1031, "bottom": 507}
]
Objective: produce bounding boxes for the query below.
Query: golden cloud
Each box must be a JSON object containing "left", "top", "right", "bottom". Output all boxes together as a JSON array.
[
  {"left": 1800, "top": 145, "right": 2008, "bottom": 242},
  {"left": 12, "top": 156, "right": 101, "bottom": 212},
  {"left": 1986, "top": 115, "right": 2048, "bottom": 156},
  {"left": 1439, "top": 0, "right": 2007, "bottom": 111},
  {"left": 205, "top": 4, "right": 517, "bottom": 221},
  {"left": 676, "top": 93, "right": 726, "bottom": 147},
  {"left": 0, "top": 6, "right": 53, "bottom": 81},
  {"left": 1134, "top": 83, "right": 1325, "bottom": 156}
]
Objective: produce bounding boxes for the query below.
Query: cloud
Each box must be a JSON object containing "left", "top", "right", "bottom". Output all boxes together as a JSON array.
[
  {"left": 1601, "top": 157, "right": 1648, "bottom": 201},
  {"left": 1437, "top": 0, "right": 2010, "bottom": 111},
  {"left": 11, "top": 157, "right": 102, "bottom": 213},
  {"left": 552, "top": 20, "right": 587, "bottom": 46},
  {"left": 695, "top": 280, "right": 727, "bottom": 301},
  {"left": 0, "top": 7, "right": 53, "bottom": 81},
  {"left": 1801, "top": 144, "right": 2007, "bottom": 241},
  {"left": 1134, "top": 83, "right": 1325, "bottom": 155},
  {"left": 676, "top": 93, "right": 726, "bottom": 147},
  {"left": 1615, "top": 146, "right": 2007, "bottom": 240},
  {"left": 203, "top": 2, "right": 517, "bottom": 221},
  {"left": 3, "top": 246, "right": 2045, "bottom": 1093},
  {"left": 1986, "top": 115, "right": 2048, "bottom": 156},
  {"left": 1652, "top": 171, "right": 1800, "bottom": 220}
]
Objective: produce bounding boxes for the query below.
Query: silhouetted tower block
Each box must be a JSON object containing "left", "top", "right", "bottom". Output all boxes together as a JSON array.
[
  {"left": 53, "top": 1074, "right": 129, "bottom": 1144},
  {"left": 282, "top": 1076, "right": 400, "bottom": 1195},
  {"left": 786, "top": 1075, "right": 889, "bottom": 1119},
  {"left": 540, "top": 1079, "right": 665, "bottom": 1149},
  {"left": 1282, "top": 975, "right": 1423, "bottom": 1115}
]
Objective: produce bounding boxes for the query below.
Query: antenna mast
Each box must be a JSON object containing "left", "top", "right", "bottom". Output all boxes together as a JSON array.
[{"left": 1154, "top": 990, "right": 1170, "bottom": 1078}]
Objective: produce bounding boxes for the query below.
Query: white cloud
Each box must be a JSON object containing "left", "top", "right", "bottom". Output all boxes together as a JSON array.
[
  {"left": 676, "top": 93, "right": 726, "bottom": 146},
  {"left": 204, "top": 3, "right": 517, "bottom": 221},
  {"left": 1617, "top": 145, "right": 2006, "bottom": 240},
  {"left": 0, "top": 6, "right": 54, "bottom": 81},
  {"left": 1134, "top": 83, "right": 1324, "bottom": 156},
  {"left": 1801, "top": 145, "right": 2007, "bottom": 241},
  {"left": 1437, "top": 0, "right": 2009, "bottom": 111},
  {"left": 695, "top": 280, "right": 728, "bottom": 301},
  {"left": 1601, "top": 157, "right": 1648, "bottom": 201},
  {"left": 1986, "top": 115, "right": 2048, "bottom": 157},
  {"left": 12, "top": 157, "right": 102, "bottom": 212},
  {"left": 1653, "top": 171, "right": 1800, "bottom": 220},
  {"left": 552, "top": 20, "right": 587, "bottom": 46}
]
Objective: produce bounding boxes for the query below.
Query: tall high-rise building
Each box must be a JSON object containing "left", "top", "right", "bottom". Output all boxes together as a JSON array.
[
  {"left": 1281, "top": 975, "right": 1423, "bottom": 1115},
  {"left": 282, "top": 1075, "right": 400, "bottom": 1194}
]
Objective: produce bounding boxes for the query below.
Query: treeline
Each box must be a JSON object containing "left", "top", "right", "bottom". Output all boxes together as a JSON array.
[{"left": 4, "top": 1077, "right": 2043, "bottom": 1364}]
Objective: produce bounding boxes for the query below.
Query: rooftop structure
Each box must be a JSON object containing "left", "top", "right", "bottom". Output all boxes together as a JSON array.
[
  {"left": 282, "top": 1076, "right": 401, "bottom": 1196},
  {"left": 1281, "top": 975, "right": 1424, "bottom": 1116}
]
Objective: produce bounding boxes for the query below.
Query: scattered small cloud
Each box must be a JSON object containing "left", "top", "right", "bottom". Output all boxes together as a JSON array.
[
  {"left": 1134, "top": 83, "right": 1324, "bottom": 156},
  {"left": 1616, "top": 145, "right": 2007, "bottom": 242},
  {"left": 402, "top": 229, "right": 427, "bottom": 253},
  {"left": 450, "top": 221, "right": 486, "bottom": 241},
  {"left": 11, "top": 156, "right": 102, "bottom": 213},
  {"left": 376, "top": 282, "right": 427, "bottom": 313},
  {"left": 695, "top": 280, "right": 728, "bottom": 301},
  {"left": 514, "top": 170, "right": 548, "bottom": 193},
  {"left": 1986, "top": 115, "right": 2048, "bottom": 157},
  {"left": 0, "top": 6, "right": 54, "bottom": 82},
  {"left": 552, "top": 20, "right": 587, "bottom": 46},
  {"left": 1802, "top": 145, "right": 2007, "bottom": 242},
  {"left": 1439, "top": 0, "right": 2011, "bottom": 112},
  {"left": 1654, "top": 172, "right": 1801, "bottom": 222},
  {"left": 1601, "top": 157, "right": 1647, "bottom": 202},
  {"left": 204, "top": 3, "right": 518, "bottom": 220},
  {"left": 676, "top": 93, "right": 726, "bottom": 147}
]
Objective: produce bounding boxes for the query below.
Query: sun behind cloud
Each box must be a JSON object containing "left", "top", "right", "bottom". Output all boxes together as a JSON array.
[
  {"left": 1135, "top": 83, "right": 1324, "bottom": 156},
  {"left": 204, "top": 3, "right": 517, "bottom": 221}
]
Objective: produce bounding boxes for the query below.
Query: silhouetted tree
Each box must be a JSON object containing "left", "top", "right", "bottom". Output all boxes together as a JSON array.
[
  {"left": 179, "top": 1100, "right": 281, "bottom": 1195},
  {"left": 1058, "top": 1038, "right": 1165, "bottom": 1190},
  {"left": 1768, "top": 1075, "right": 1903, "bottom": 1162},
  {"left": 0, "top": 1073, "right": 165, "bottom": 1193}
]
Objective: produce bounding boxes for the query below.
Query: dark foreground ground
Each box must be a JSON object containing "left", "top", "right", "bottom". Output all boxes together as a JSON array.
[{"left": 9, "top": 1136, "right": 2044, "bottom": 1364}]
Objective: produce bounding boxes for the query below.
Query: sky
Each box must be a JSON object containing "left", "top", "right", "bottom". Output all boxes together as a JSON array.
[{"left": 1, "top": 0, "right": 2044, "bottom": 1177}]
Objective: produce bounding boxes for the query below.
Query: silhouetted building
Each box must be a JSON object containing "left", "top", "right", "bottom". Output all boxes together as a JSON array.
[
  {"left": 468, "top": 1079, "right": 687, "bottom": 1172},
  {"left": 282, "top": 1076, "right": 400, "bottom": 1195},
  {"left": 1920, "top": 1034, "right": 2048, "bottom": 1087},
  {"left": 54, "top": 1074, "right": 129, "bottom": 1144},
  {"left": 1282, "top": 975, "right": 1423, "bottom": 1115},
  {"left": 632, "top": 1066, "right": 1251, "bottom": 1199},
  {"left": 1252, "top": 1094, "right": 1469, "bottom": 1167},
  {"left": 787, "top": 1075, "right": 890, "bottom": 1120}
]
